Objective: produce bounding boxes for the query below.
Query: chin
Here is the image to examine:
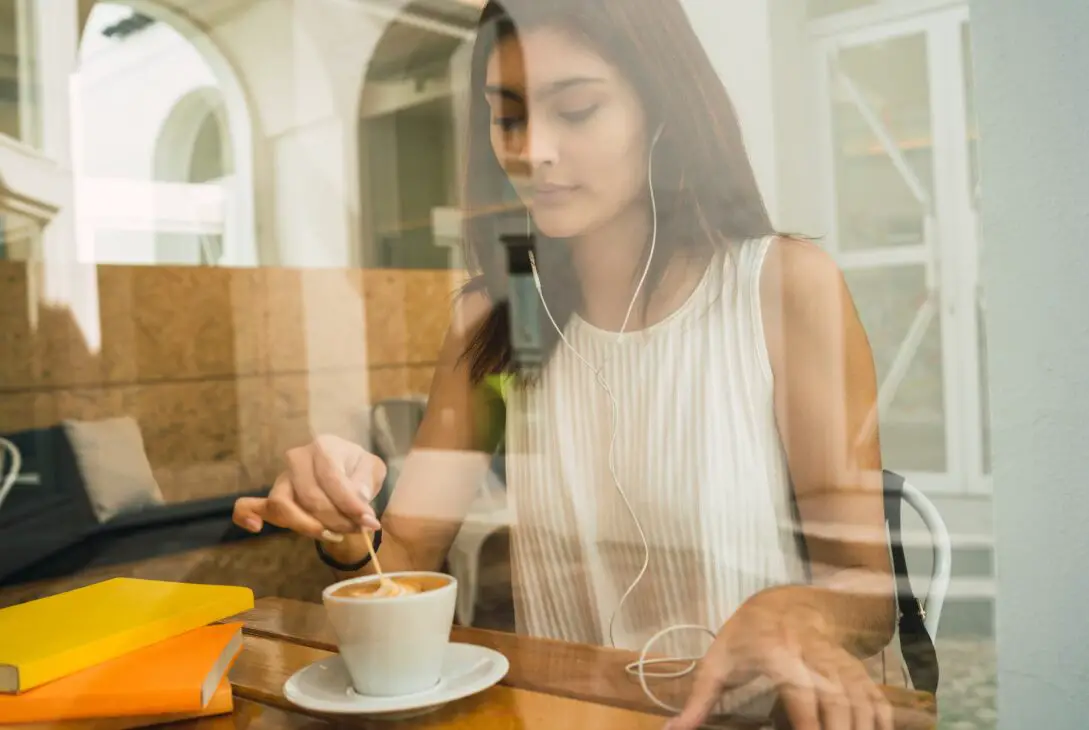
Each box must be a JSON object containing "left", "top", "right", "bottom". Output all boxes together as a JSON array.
[{"left": 528, "top": 208, "right": 594, "bottom": 240}]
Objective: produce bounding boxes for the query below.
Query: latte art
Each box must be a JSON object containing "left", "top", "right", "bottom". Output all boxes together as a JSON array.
[
  {"left": 370, "top": 579, "right": 421, "bottom": 598},
  {"left": 331, "top": 574, "right": 450, "bottom": 599}
]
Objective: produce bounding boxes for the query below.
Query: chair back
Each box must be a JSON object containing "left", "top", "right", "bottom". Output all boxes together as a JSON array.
[
  {"left": 0, "top": 437, "right": 22, "bottom": 513},
  {"left": 883, "top": 469, "right": 947, "bottom": 694}
]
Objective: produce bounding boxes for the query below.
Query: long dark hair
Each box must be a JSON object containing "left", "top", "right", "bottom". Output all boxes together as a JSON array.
[{"left": 459, "top": 0, "right": 777, "bottom": 384}]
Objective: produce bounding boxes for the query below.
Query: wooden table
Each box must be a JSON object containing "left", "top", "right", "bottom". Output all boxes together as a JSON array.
[{"left": 204, "top": 597, "right": 936, "bottom": 729}]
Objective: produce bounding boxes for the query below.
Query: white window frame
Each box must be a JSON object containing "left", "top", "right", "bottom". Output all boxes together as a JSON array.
[{"left": 810, "top": 2, "right": 986, "bottom": 495}]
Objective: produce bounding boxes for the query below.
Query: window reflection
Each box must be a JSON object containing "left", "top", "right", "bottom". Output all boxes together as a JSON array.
[
  {"left": 360, "top": 11, "right": 470, "bottom": 269},
  {"left": 75, "top": 3, "right": 247, "bottom": 267},
  {"left": 0, "top": 2, "right": 999, "bottom": 727},
  {"left": 0, "top": 0, "right": 40, "bottom": 148},
  {"left": 0, "top": 207, "right": 40, "bottom": 261},
  {"left": 808, "top": 0, "right": 878, "bottom": 19}
]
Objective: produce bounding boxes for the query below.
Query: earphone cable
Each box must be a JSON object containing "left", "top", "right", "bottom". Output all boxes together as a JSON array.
[{"left": 525, "top": 124, "right": 718, "bottom": 713}]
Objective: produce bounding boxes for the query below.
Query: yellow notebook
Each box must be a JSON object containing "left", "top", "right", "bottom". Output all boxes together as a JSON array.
[{"left": 0, "top": 578, "right": 253, "bottom": 694}]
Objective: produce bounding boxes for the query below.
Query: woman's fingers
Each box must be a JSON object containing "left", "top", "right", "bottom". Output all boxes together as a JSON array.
[
  {"left": 664, "top": 666, "right": 726, "bottom": 730},
  {"left": 287, "top": 452, "right": 360, "bottom": 534},
  {"left": 846, "top": 682, "right": 877, "bottom": 730},
  {"left": 767, "top": 651, "right": 823, "bottom": 730},
  {"left": 846, "top": 659, "right": 890, "bottom": 730},
  {"left": 811, "top": 664, "right": 852, "bottom": 730},
  {"left": 872, "top": 683, "right": 894, "bottom": 730},
  {"left": 287, "top": 445, "right": 375, "bottom": 532},
  {"left": 254, "top": 475, "right": 329, "bottom": 539},
  {"left": 804, "top": 641, "right": 885, "bottom": 730},
  {"left": 232, "top": 496, "right": 267, "bottom": 533},
  {"left": 235, "top": 437, "right": 388, "bottom": 542},
  {"left": 307, "top": 443, "right": 380, "bottom": 530},
  {"left": 779, "top": 684, "right": 822, "bottom": 730}
]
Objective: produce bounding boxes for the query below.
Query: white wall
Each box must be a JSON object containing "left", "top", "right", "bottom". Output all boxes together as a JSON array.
[
  {"left": 78, "top": 0, "right": 795, "bottom": 271},
  {"left": 177, "top": 0, "right": 390, "bottom": 269},
  {"left": 75, "top": 6, "right": 231, "bottom": 265},
  {"left": 78, "top": 12, "right": 217, "bottom": 179},
  {"left": 11, "top": 0, "right": 801, "bottom": 270},
  {"left": 970, "top": 0, "right": 1089, "bottom": 726},
  {"left": 682, "top": 0, "right": 783, "bottom": 223}
]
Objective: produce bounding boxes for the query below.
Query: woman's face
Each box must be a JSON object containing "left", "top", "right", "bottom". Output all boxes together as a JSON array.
[{"left": 484, "top": 27, "right": 651, "bottom": 240}]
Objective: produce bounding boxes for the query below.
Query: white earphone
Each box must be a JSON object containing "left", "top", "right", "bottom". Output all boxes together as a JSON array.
[{"left": 526, "top": 122, "right": 721, "bottom": 712}]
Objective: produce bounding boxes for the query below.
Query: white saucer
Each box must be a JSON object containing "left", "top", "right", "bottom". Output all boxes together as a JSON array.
[{"left": 283, "top": 642, "right": 509, "bottom": 717}]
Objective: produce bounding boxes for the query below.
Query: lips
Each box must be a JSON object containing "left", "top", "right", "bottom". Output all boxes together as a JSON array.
[{"left": 528, "top": 183, "right": 579, "bottom": 206}]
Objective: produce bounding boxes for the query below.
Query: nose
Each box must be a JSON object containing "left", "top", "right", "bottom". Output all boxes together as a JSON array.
[{"left": 518, "top": 117, "right": 559, "bottom": 168}]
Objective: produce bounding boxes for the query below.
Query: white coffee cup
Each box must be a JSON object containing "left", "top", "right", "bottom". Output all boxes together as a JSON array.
[{"left": 322, "top": 572, "right": 458, "bottom": 697}]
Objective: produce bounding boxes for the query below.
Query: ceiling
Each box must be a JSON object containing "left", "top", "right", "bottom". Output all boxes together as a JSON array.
[{"left": 363, "top": 1, "right": 482, "bottom": 82}]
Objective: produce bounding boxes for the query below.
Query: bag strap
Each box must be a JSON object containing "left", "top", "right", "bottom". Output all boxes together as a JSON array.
[{"left": 882, "top": 470, "right": 940, "bottom": 695}]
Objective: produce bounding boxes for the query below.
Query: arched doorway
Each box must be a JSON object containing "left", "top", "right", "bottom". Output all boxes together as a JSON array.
[
  {"left": 357, "top": 1, "right": 478, "bottom": 269},
  {"left": 151, "top": 86, "right": 233, "bottom": 264},
  {"left": 74, "top": 0, "right": 256, "bottom": 266}
]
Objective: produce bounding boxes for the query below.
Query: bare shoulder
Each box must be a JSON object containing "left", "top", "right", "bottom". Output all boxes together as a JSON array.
[
  {"left": 759, "top": 235, "right": 848, "bottom": 322},
  {"left": 758, "top": 235, "right": 859, "bottom": 373}
]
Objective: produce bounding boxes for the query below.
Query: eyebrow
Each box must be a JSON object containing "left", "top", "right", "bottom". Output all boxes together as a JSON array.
[{"left": 483, "top": 76, "right": 607, "bottom": 102}]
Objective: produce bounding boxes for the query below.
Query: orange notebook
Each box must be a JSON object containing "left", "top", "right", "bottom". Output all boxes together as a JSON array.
[
  {"left": 0, "top": 578, "right": 253, "bottom": 693},
  {"left": 2, "top": 676, "right": 235, "bottom": 730},
  {"left": 0, "top": 623, "right": 242, "bottom": 723}
]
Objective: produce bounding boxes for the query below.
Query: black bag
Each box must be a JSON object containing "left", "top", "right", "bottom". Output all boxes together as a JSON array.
[
  {"left": 882, "top": 470, "right": 940, "bottom": 695},
  {"left": 790, "top": 469, "right": 939, "bottom": 695}
]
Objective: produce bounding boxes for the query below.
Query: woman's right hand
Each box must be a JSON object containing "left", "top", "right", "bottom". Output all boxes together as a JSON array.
[{"left": 233, "top": 435, "right": 387, "bottom": 539}]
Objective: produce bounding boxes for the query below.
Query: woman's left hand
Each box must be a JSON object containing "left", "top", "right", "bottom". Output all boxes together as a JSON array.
[{"left": 665, "top": 596, "right": 893, "bottom": 730}]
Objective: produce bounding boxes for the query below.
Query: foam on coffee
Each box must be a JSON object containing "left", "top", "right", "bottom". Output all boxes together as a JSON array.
[{"left": 331, "top": 574, "right": 450, "bottom": 599}]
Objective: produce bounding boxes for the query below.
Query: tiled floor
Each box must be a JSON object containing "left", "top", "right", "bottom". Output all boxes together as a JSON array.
[{"left": 933, "top": 639, "right": 997, "bottom": 729}]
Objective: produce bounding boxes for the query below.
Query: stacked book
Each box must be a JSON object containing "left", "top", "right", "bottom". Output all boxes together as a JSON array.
[{"left": 0, "top": 578, "right": 254, "bottom": 728}]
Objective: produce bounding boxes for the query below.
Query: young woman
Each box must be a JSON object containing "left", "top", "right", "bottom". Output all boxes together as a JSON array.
[{"left": 235, "top": 1, "right": 902, "bottom": 727}]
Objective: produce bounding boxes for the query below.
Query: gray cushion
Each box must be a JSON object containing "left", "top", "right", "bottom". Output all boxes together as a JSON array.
[{"left": 62, "top": 417, "right": 164, "bottom": 522}]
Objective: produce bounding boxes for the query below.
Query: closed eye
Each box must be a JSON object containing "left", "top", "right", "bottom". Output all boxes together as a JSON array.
[
  {"left": 493, "top": 116, "right": 526, "bottom": 132},
  {"left": 558, "top": 105, "right": 599, "bottom": 124}
]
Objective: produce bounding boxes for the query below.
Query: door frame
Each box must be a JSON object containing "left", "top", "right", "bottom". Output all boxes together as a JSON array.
[{"left": 810, "top": 3, "right": 986, "bottom": 495}]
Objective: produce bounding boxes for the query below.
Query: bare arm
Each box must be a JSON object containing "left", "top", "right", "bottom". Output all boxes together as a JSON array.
[
  {"left": 759, "top": 236, "right": 895, "bottom": 658},
  {"left": 323, "top": 289, "right": 500, "bottom": 579}
]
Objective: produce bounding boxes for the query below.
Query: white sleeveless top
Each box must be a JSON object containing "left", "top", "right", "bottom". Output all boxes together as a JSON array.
[{"left": 503, "top": 236, "right": 807, "bottom": 660}]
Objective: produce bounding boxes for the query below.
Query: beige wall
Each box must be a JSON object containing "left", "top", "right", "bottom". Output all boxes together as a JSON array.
[{"left": 0, "top": 261, "right": 462, "bottom": 502}]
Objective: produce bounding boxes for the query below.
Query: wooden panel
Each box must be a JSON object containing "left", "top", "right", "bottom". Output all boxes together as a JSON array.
[
  {"left": 361, "top": 270, "right": 409, "bottom": 367},
  {"left": 405, "top": 365, "right": 436, "bottom": 395},
  {"left": 51, "top": 385, "right": 134, "bottom": 424},
  {"left": 366, "top": 365, "right": 435, "bottom": 403},
  {"left": 403, "top": 270, "right": 461, "bottom": 365},
  {"left": 237, "top": 375, "right": 274, "bottom": 491},
  {"left": 32, "top": 284, "right": 107, "bottom": 389},
  {"left": 128, "top": 266, "right": 259, "bottom": 382},
  {"left": 0, "top": 263, "right": 459, "bottom": 500},
  {"left": 229, "top": 269, "right": 272, "bottom": 378},
  {"left": 232, "top": 635, "right": 669, "bottom": 729},
  {"left": 0, "top": 534, "right": 324, "bottom": 610},
  {"left": 0, "top": 261, "right": 36, "bottom": 390},
  {"left": 264, "top": 269, "right": 368, "bottom": 375},
  {"left": 264, "top": 268, "right": 307, "bottom": 375},
  {"left": 152, "top": 460, "right": 250, "bottom": 504},
  {"left": 266, "top": 371, "right": 370, "bottom": 464},
  {"left": 96, "top": 266, "right": 140, "bottom": 385},
  {"left": 0, "top": 390, "right": 55, "bottom": 433},
  {"left": 132, "top": 379, "right": 242, "bottom": 467},
  {"left": 239, "top": 598, "right": 937, "bottom": 730},
  {"left": 1, "top": 264, "right": 268, "bottom": 391},
  {"left": 360, "top": 270, "right": 462, "bottom": 368}
]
